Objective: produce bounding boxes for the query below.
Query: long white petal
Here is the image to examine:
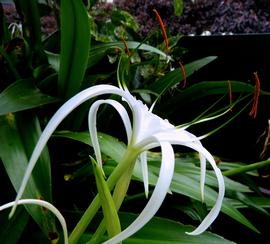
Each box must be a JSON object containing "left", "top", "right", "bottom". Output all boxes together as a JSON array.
[
  {"left": 176, "top": 143, "right": 224, "bottom": 235},
  {"left": 0, "top": 199, "right": 68, "bottom": 244},
  {"left": 186, "top": 147, "right": 224, "bottom": 235},
  {"left": 139, "top": 151, "right": 149, "bottom": 198},
  {"left": 199, "top": 152, "right": 206, "bottom": 202},
  {"left": 10, "top": 85, "right": 133, "bottom": 217},
  {"left": 88, "top": 99, "right": 132, "bottom": 166},
  {"left": 153, "top": 130, "right": 207, "bottom": 201},
  {"left": 104, "top": 141, "right": 175, "bottom": 244},
  {"left": 153, "top": 129, "right": 224, "bottom": 234}
]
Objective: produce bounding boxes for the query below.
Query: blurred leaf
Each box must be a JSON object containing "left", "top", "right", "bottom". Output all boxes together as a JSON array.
[
  {"left": 91, "top": 158, "right": 121, "bottom": 239},
  {"left": 81, "top": 212, "right": 233, "bottom": 243},
  {"left": 235, "top": 192, "right": 270, "bottom": 217},
  {"left": 174, "top": 0, "right": 184, "bottom": 16},
  {"left": 0, "top": 207, "right": 29, "bottom": 244},
  {"left": 59, "top": 0, "right": 91, "bottom": 98},
  {"left": 56, "top": 131, "right": 259, "bottom": 233},
  {"left": 0, "top": 79, "right": 59, "bottom": 115},
  {"left": 0, "top": 113, "right": 57, "bottom": 240},
  {"left": 146, "top": 154, "right": 259, "bottom": 233},
  {"left": 14, "top": 0, "right": 46, "bottom": 63},
  {"left": 117, "top": 53, "right": 130, "bottom": 87},
  {"left": 0, "top": 4, "right": 10, "bottom": 45},
  {"left": 45, "top": 50, "right": 60, "bottom": 71},
  {"left": 88, "top": 41, "right": 169, "bottom": 69},
  {"left": 45, "top": 40, "right": 169, "bottom": 82},
  {"left": 16, "top": 114, "right": 52, "bottom": 200},
  {"left": 111, "top": 9, "right": 139, "bottom": 33},
  {"left": 149, "top": 56, "right": 217, "bottom": 94},
  {"left": 55, "top": 131, "right": 126, "bottom": 163},
  {"left": 0, "top": 45, "right": 21, "bottom": 80},
  {"left": 170, "top": 174, "right": 259, "bottom": 233},
  {"left": 247, "top": 197, "right": 270, "bottom": 208},
  {"left": 160, "top": 80, "right": 270, "bottom": 114},
  {"left": 171, "top": 156, "right": 252, "bottom": 193},
  {"left": 124, "top": 213, "right": 232, "bottom": 243}
]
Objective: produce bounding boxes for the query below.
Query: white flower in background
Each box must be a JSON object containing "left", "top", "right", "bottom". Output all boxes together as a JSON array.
[{"left": 5, "top": 84, "right": 225, "bottom": 243}]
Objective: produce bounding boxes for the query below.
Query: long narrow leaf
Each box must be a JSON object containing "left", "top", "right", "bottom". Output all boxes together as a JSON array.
[
  {"left": 148, "top": 56, "right": 217, "bottom": 94},
  {"left": 0, "top": 113, "right": 56, "bottom": 240},
  {"left": 0, "top": 79, "right": 59, "bottom": 115},
  {"left": 161, "top": 80, "right": 270, "bottom": 113},
  {"left": 59, "top": 0, "right": 90, "bottom": 98},
  {"left": 56, "top": 131, "right": 259, "bottom": 233},
  {"left": 88, "top": 41, "right": 170, "bottom": 69},
  {"left": 91, "top": 157, "right": 121, "bottom": 239},
  {"left": 0, "top": 207, "right": 29, "bottom": 244},
  {"left": 55, "top": 131, "right": 126, "bottom": 163},
  {"left": 13, "top": 0, "right": 46, "bottom": 63},
  {"left": 80, "top": 213, "right": 233, "bottom": 243}
]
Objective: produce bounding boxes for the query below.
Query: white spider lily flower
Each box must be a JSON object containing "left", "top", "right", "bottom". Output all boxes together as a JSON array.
[
  {"left": 9, "top": 84, "right": 225, "bottom": 243},
  {"left": 0, "top": 199, "right": 68, "bottom": 244}
]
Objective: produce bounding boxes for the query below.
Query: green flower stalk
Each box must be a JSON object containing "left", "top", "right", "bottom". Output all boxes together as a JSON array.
[{"left": 4, "top": 84, "right": 225, "bottom": 243}]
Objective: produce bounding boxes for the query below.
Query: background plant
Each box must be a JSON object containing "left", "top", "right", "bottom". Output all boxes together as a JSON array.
[{"left": 0, "top": 0, "right": 270, "bottom": 243}]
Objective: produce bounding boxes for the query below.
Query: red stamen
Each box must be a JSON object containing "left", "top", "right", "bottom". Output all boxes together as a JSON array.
[
  {"left": 179, "top": 61, "right": 187, "bottom": 88},
  {"left": 120, "top": 36, "right": 131, "bottom": 56},
  {"left": 153, "top": 8, "right": 169, "bottom": 58},
  {"left": 249, "top": 72, "right": 261, "bottom": 118},
  {"left": 228, "top": 80, "right": 232, "bottom": 112}
]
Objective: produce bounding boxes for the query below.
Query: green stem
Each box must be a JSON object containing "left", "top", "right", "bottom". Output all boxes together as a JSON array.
[
  {"left": 69, "top": 147, "right": 139, "bottom": 244},
  {"left": 223, "top": 159, "right": 270, "bottom": 177},
  {"left": 88, "top": 160, "right": 136, "bottom": 243}
]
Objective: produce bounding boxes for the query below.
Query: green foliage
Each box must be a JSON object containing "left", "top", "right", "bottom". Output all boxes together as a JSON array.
[
  {"left": 0, "top": 4, "right": 10, "bottom": 45},
  {"left": 57, "top": 131, "right": 268, "bottom": 234},
  {"left": 0, "top": 113, "right": 56, "bottom": 240},
  {"left": 0, "top": 208, "right": 29, "bottom": 244},
  {"left": 91, "top": 157, "right": 121, "bottom": 239},
  {"left": 0, "top": 0, "right": 269, "bottom": 243},
  {"left": 59, "top": 0, "right": 91, "bottom": 98},
  {"left": 0, "top": 79, "right": 59, "bottom": 115},
  {"left": 80, "top": 213, "right": 233, "bottom": 243},
  {"left": 173, "top": 0, "right": 184, "bottom": 16}
]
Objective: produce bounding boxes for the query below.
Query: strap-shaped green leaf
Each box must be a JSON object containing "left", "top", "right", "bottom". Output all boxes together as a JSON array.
[
  {"left": 0, "top": 113, "right": 56, "bottom": 240},
  {"left": 0, "top": 79, "right": 59, "bottom": 116},
  {"left": 80, "top": 212, "right": 233, "bottom": 243},
  {"left": 91, "top": 157, "right": 121, "bottom": 239},
  {"left": 13, "top": 0, "right": 46, "bottom": 64},
  {"left": 57, "top": 131, "right": 260, "bottom": 234},
  {"left": 59, "top": 0, "right": 91, "bottom": 98},
  {"left": 0, "top": 207, "right": 29, "bottom": 243},
  {"left": 148, "top": 56, "right": 217, "bottom": 94}
]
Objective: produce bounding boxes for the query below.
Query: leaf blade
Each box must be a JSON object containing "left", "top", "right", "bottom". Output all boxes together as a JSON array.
[{"left": 59, "top": 0, "right": 91, "bottom": 97}]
